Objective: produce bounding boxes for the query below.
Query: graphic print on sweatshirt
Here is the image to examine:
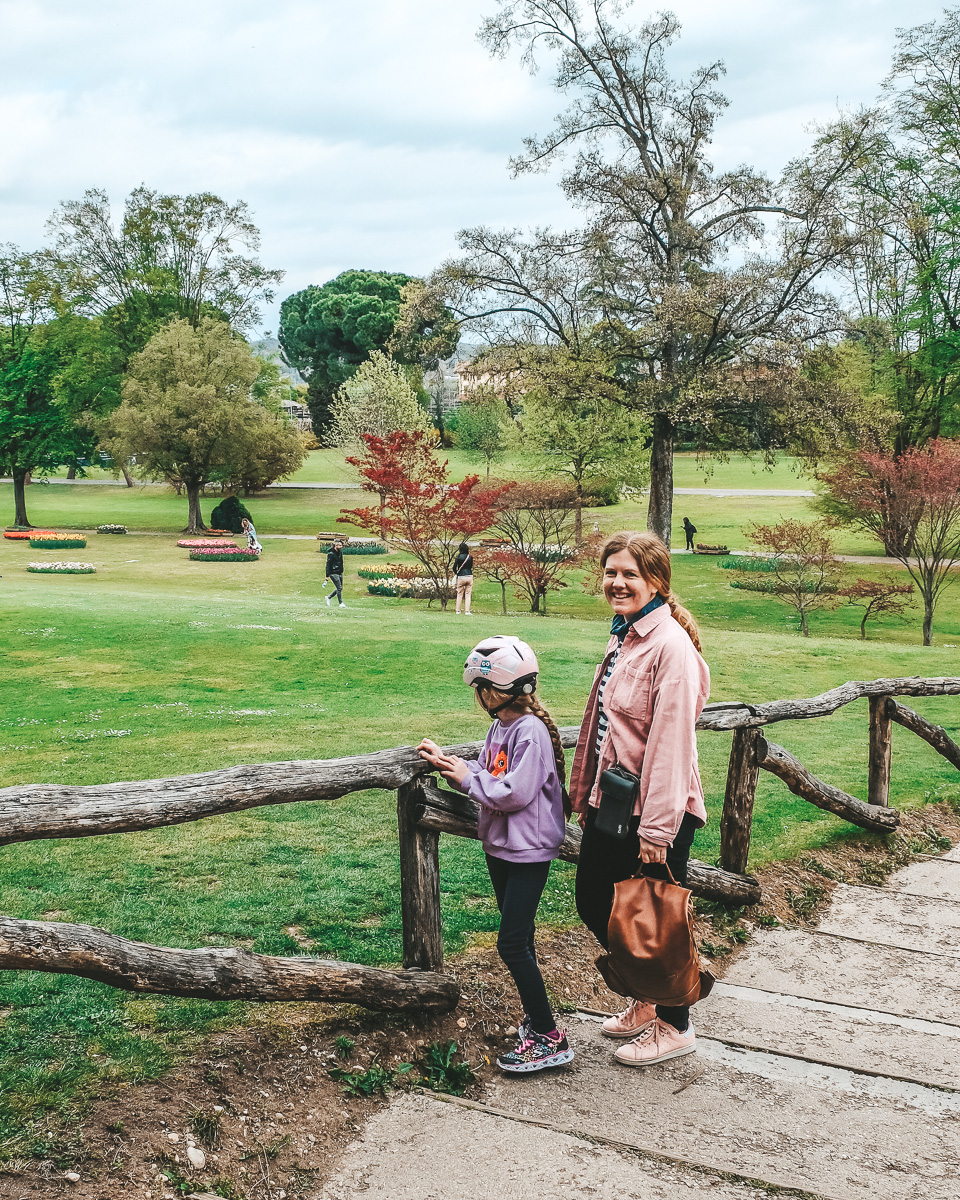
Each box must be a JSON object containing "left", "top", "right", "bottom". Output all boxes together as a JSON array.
[{"left": 489, "top": 747, "right": 508, "bottom": 777}]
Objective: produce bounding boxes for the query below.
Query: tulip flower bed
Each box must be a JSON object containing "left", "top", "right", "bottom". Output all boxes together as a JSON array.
[
  {"left": 366, "top": 575, "right": 452, "bottom": 599},
  {"left": 28, "top": 535, "right": 87, "bottom": 549},
  {"left": 27, "top": 561, "right": 96, "bottom": 574},
  {"left": 188, "top": 547, "right": 260, "bottom": 562},
  {"left": 4, "top": 529, "right": 55, "bottom": 540},
  {"left": 318, "top": 541, "right": 388, "bottom": 554},
  {"left": 96, "top": 524, "right": 128, "bottom": 534},
  {"left": 176, "top": 538, "right": 237, "bottom": 549}
]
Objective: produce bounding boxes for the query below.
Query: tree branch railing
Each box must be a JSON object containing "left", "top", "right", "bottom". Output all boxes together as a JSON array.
[{"left": 0, "top": 677, "right": 957, "bottom": 1004}]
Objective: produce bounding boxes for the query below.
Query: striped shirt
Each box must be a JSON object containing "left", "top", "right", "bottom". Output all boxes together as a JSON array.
[{"left": 595, "top": 596, "right": 666, "bottom": 756}]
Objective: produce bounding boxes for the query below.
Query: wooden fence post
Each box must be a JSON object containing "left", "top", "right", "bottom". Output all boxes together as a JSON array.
[
  {"left": 868, "top": 695, "right": 893, "bottom": 808},
  {"left": 397, "top": 781, "right": 443, "bottom": 972},
  {"left": 720, "top": 727, "right": 761, "bottom": 876}
]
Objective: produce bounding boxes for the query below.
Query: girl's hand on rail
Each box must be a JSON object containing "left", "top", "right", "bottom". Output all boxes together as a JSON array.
[
  {"left": 639, "top": 836, "right": 667, "bottom": 864},
  {"left": 417, "top": 741, "right": 470, "bottom": 786}
]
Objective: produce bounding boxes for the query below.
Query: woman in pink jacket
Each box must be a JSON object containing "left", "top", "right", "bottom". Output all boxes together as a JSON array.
[{"left": 570, "top": 531, "right": 710, "bottom": 1067}]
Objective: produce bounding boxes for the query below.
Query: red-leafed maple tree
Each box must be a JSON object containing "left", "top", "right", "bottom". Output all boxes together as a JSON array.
[
  {"left": 339, "top": 430, "right": 513, "bottom": 609},
  {"left": 837, "top": 577, "right": 914, "bottom": 640},
  {"left": 821, "top": 439, "right": 960, "bottom": 645}
]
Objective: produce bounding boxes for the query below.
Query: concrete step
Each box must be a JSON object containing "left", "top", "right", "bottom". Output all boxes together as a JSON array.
[
  {"left": 721, "top": 925, "right": 960, "bottom": 1024},
  {"left": 316, "top": 1091, "right": 783, "bottom": 1200},
  {"left": 815, "top": 882, "right": 960, "bottom": 956},
  {"left": 480, "top": 1017, "right": 960, "bottom": 1200},
  {"left": 888, "top": 855, "right": 960, "bottom": 900},
  {"left": 696, "top": 981, "right": 960, "bottom": 1089}
]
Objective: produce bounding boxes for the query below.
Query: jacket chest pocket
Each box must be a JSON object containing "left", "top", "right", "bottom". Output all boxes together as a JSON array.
[{"left": 605, "top": 663, "right": 652, "bottom": 716}]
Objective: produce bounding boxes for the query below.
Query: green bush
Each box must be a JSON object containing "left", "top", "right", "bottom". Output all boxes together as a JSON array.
[
  {"left": 96, "top": 524, "right": 128, "bottom": 534},
  {"left": 28, "top": 536, "right": 87, "bottom": 549},
  {"left": 730, "top": 578, "right": 839, "bottom": 595},
  {"left": 720, "top": 555, "right": 781, "bottom": 572},
  {"left": 583, "top": 478, "right": 622, "bottom": 506},
  {"left": 209, "top": 495, "right": 253, "bottom": 534},
  {"left": 318, "top": 541, "right": 388, "bottom": 555}
]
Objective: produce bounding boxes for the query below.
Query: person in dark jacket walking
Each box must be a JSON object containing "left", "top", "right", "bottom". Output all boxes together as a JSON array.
[
  {"left": 682, "top": 517, "right": 697, "bottom": 552},
  {"left": 325, "top": 539, "right": 346, "bottom": 607}
]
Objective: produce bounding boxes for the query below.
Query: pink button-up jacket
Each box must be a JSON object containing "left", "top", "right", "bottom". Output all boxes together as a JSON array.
[{"left": 568, "top": 604, "right": 710, "bottom": 846}]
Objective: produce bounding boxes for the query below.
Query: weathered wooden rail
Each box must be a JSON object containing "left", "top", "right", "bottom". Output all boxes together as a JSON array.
[{"left": 0, "top": 677, "right": 957, "bottom": 1006}]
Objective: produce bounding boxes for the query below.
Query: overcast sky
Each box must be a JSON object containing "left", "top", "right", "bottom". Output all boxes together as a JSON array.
[{"left": 0, "top": 0, "right": 948, "bottom": 333}]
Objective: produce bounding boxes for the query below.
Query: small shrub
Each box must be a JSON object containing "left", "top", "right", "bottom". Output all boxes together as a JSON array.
[
  {"left": 96, "top": 524, "right": 128, "bottom": 534},
  {"left": 208, "top": 1179, "right": 243, "bottom": 1200},
  {"left": 755, "top": 911, "right": 781, "bottom": 927},
  {"left": 28, "top": 535, "right": 86, "bottom": 549},
  {"left": 318, "top": 541, "right": 388, "bottom": 555},
  {"left": 699, "top": 940, "right": 731, "bottom": 957},
  {"left": 583, "top": 478, "right": 621, "bottom": 506},
  {"left": 209, "top": 495, "right": 253, "bottom": 533},
  {"left": 334, "top": 1035, "right": 355, "bottom": 1060},
  {"left": 418, "top": 1041, "right": 474, "bottom": 1096}
]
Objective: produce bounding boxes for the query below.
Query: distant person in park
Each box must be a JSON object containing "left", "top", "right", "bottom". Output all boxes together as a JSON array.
[
  {"left": 418, "top": 636, "right": 574, "bottom": 1074},
  {"left": 325, "top": 538, "right": 345, "bottom": 608},
  {"left": 241, "top": 517, "right": 262, "bottom": 554},
  {"left": 570, "top": 531, "right": 710, "bottom": 1067},
  {"left": 682, "top": 516, "right": 697, "bottom": 551},
  {"left": 453, "top": 541, "right": 474, "bottom": 615}
]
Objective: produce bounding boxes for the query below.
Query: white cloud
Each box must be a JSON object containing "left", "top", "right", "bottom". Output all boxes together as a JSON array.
[{"left": 0, "top": 0, "right": 948, "bottom": 329}]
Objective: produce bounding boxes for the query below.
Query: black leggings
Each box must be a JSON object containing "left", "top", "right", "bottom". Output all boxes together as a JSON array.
[
  {"left": 576, "top": 807, "right": 698, "bottom": 1033},
  {"left": 485, "top": 855, "right": 555, "bottom": 1035}
]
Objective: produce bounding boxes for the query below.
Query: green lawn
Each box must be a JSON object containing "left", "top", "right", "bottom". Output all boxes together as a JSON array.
[{"left": 1, "top": 469, "right": 959, "bottom": 1152}]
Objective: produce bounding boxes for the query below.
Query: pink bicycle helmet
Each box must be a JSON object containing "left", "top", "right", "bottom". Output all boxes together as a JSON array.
[{"left": 463, "top": 636, "right": 539, "bottom": 695}]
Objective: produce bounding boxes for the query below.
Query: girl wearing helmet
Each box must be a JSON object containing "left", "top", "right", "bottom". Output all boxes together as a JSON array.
[{"left": 418, "top": 635, "right": 574, "bottom": 1074}]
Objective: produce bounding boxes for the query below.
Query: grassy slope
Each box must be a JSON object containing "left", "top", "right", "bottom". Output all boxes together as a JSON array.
[{"left": 0, "top": 468, "right": 958, "bottom": 1149}]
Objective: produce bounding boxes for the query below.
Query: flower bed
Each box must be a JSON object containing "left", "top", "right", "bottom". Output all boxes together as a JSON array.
[
  {"left": 189, "top": 547, "right": 260, "bottom": 562},
  {"left": 96, "top": 524, "right": 128, "bottom": 534},
  {"left": 177, "top": 538, "right": 238, "bottom": 549},
  {"left": 27, "top": 561, "right": 96, "bottom": 574},
  {"left": 204, "top": 528, "right": 234, "bottom": 537},
  {"left": 4, "top": 529, "right": 55, "bottom": 540},
  {"left": 720, "top": 555, "right": 781, "bottom": 572},
  {"left": 29, "top": 535, "right": 87, "bottom": 549},
  {"left": 318, "top": 541, "right": 388, "bottom": 555},
  {"left": 366, "top": 575, "right": 452, "bottom": 599}
]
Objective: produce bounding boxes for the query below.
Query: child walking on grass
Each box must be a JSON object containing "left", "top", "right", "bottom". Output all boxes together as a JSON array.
[{"left": 418, "top": 635, "right": 574, "bottom": 1074}]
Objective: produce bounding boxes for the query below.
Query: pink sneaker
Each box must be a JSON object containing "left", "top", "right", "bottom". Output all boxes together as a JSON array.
[
  {"left": 614, "top": 1018, "right": 696, "bottom": 1067},
  {"left": 601, "top": 999, "right": 657, "bottom": 1039}
]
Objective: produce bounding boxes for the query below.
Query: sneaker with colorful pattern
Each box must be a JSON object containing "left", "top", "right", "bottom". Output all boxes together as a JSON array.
[{"left": 497, "top": 1028, "right": 574, "bottom": 1073}]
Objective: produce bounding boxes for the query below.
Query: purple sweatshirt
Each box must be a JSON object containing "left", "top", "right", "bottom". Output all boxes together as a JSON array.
[{"left": 459, "top": 712, "right": 566, "bottom": 863}]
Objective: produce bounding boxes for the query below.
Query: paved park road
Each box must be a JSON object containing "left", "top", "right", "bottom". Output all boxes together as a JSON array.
[{"left": 317, "top": 845, "right": 960, "bottom": 1200}]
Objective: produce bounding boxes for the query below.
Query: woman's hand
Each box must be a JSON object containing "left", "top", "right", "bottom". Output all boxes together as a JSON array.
[
  {"left": 639, "top": 836, "right": 667, "bottom": 864},
  {"left": 417, "top": 740, "right": 470, "bottom": 786}
]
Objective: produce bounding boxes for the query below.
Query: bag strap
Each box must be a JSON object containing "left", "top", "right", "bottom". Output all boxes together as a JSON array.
[{"left": 634, "top": 862, "right": 679, "bottom": 885}]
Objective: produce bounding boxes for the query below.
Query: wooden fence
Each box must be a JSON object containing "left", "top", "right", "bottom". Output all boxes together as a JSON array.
[{"left": 0, "top": 676, "right": 957, "bottom": 1010}]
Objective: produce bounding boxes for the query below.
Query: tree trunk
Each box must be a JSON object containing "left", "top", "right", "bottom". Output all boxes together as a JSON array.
[
  {"left": 12, "top": 468, "right": 30, "bottom": 528},
  {"left": 184, "top": 483, "right": 207, "bottom": 533},
  {"left": 800, "top": 608, "right": 810, "bottom": 637},
  {"left": 860, "top": 612, "right": 868, "bottom": 640},
  {"left": 923, "top": 594, "right": 933, "bottom": 646},
  {"left": 121, "top": 465, "right": 134, "bottom": 488},
  {"left": 646, "top": 413, "right": 674, "bottom": 546},
  {"left": 66, "top": 465, "right": 76, "bottom": 480},
  {"left": 500, "top": 581, "right": 507, "bottom": 615},
  {"left": 574, "top": 482, "right": 583, "bottom": 541}
]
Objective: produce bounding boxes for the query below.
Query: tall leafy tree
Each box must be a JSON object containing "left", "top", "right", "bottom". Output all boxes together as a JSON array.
[
  {"left": 47, "top": 187, "right": 284, "bottom": 358},
  {"left": 0, "top": 313, "right": 120, "bottom": 528},
  {"left": 103, "top": 318, "right": 287, "bottom": 532},
  {"left": 440, "top": 2, "right": 869, "bottom": 545},
  {"left": 278, "top": 270, "right": 418, "bottom": 434},
  {"left": 326, "top": 350, "right": 429, "bottom": 449}
]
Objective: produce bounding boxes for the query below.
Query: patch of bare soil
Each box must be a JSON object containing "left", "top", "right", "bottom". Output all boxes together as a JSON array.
[{"left": 3, "top": 801, "right": 957, "bottom": 1200}]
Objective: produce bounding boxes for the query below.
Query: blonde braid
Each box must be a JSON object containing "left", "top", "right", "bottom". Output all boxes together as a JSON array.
[
  {"left": 664, "top": 590, "right": 702, "bottom": 653},
  {"left": 518, "top": 694, "right": 567, "bottom": 786}
]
